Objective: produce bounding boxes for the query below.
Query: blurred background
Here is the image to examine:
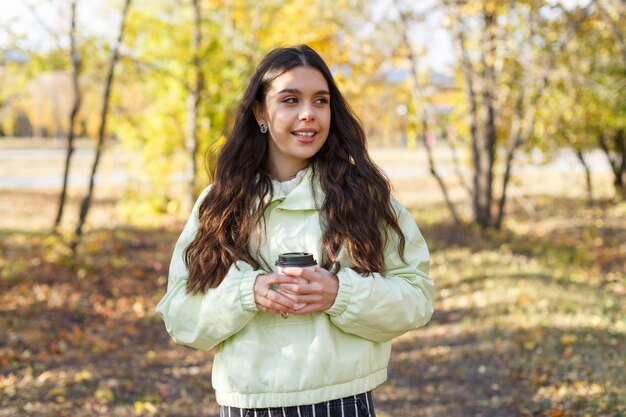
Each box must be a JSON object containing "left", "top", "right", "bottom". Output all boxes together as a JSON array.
[{"left": 0, "top": 0, "right": 624, "bottom": 416}]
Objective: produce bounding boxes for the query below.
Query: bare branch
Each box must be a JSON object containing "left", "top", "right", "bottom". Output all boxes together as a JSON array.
[
  {"left": 120, "top": 52, "right": 191, "bottom": 91},
  {"left": 395, "top": 0, "right": 463, "bottom": 225},
  {"left": 23, "top": 0, "right": 64, "bottom": 50}
]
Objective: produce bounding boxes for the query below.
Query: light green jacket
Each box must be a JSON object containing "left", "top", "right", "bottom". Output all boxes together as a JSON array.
[{"left": 155, "top": 168, "right": 435, "bottom": 408}]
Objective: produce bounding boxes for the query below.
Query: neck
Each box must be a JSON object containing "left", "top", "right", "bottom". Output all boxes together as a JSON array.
[{"left": 268, "top": 161, "right": 308, "bottom": 182}]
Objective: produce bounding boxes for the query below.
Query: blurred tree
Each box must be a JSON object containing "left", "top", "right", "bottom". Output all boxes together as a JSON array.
[
  {"left": 183, "top": 0, "right": 204, "bottom": 214},
  {"left": 437, "top": 0, "right": 597, "bottom": 228},
  {"left": 112, "top": 0, "right": 364, "bottom": 219},
  {"left": 72, "top": 0, "right": 133, "bottom": 252},
  {"left": 393, "top": 2, "right": 462, "bottom": 225},
  {"left": 593, "top": 0, "right": 626, "bottom": 199},
  {"left": 54, "top": 0, "right": 82, "bottom": 232},
  {"left": 0, "top": 1, "right": 111, "bottom": 141},
  {"left": 535, "top": 0, "right": 625, "bottom": 201},
  {"left": 0, "top": 57, "right": 30, "bottom": 137},
  {"left": 596, "top": 0, "right": 626, "bottom": 66}
]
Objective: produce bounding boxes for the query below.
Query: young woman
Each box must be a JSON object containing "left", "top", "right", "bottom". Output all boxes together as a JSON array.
[{"left": 156, "top": 45, "right": 435, "bottom": 417}]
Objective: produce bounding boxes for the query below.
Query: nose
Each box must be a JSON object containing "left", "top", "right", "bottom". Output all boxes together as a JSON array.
[{"left": 299, "top": 104, "right": 316, "bottom": 121}]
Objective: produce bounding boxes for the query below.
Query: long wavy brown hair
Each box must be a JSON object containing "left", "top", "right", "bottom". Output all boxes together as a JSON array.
[{"left": 184, "top": 45, "right": 406, "bottom": 294}]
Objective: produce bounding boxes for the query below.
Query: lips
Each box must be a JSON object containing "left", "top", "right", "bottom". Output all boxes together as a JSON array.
[
  {"left": 292, "top": 131, "right": 315, "bottom": 137},
  {"left": 291, "top": 129, "right": 318, "bottom": 143}
]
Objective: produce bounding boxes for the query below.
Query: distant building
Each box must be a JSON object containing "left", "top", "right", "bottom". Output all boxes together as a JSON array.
[
  {"left": 365, "top": 65, "right": 458, "bottom": 146},
  {"left": 1, "top": 49, "right": 29, "bottom": 65},
  {"left": 1, "top": 71, "right": 75, "bottom": 138}
]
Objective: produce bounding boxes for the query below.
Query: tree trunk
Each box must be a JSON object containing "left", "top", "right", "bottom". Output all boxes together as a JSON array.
[
  {"left": 496, "top": 95, "right": 537, "bottom": 230},
  {"left": 615, "top": 129, "right": 626, "bottom": 200},
  {"left": 613, "top": 129, "right": 625, "bottom": 199},
  {"left": 617, "top": 129, "right": 626, "bottom": 199},
  {"left": 598, "top": 129, "right": 626, "bottom": 200},
  {"left": 475, "top": 7, "right": 497, "bottom": 229},
  {"left": 53, "top": 0, "right": 81, "bottom": 232},
  {"left": 183, "top": 0, "right": 205, "bottom": 213},
  {"left": 446, "top": 0, "right": 491, "bottom": 228},
  {"left": 574, "top": 148, "right": 594, "bottom": 206},
  {"left": 71, "top": 0, "right": 132, "bottom": 253}
]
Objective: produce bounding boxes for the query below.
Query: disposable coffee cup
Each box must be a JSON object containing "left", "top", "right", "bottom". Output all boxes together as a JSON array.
[
  {"left": 276, "top": 252, "right": 317, "bottom": 310},
  {"left": 276, "top": 252, "right": 317, "bottom": 270}
]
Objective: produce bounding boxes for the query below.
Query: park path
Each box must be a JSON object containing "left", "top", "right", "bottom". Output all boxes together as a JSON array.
[{"left": 0, "top": 141, "right": 612, "bottom": 189}]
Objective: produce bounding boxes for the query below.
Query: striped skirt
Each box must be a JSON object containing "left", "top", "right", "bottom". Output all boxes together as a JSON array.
[{"left": 219, "top": 391, "right": 376, "bottom": 417}]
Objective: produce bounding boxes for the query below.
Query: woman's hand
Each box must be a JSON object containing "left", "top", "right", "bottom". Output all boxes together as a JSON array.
[
  {"left": 254, "top": 273, "right": 301, "bottom": 314},
  {"left": 277, "top": 267, "right": 339, "bottom": 314}
]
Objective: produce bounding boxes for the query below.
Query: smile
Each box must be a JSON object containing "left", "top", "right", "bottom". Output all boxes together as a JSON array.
[{"left": 292, "top": 131, "right": 316, "bottom": 137}]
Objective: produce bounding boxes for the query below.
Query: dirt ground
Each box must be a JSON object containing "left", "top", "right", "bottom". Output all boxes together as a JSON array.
[{"left": 1, "top": 144, "right": 625, "bottom": 416}]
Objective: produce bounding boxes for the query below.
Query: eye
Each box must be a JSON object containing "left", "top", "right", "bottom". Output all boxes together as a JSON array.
[
  {"left": 282, "top": 97, "right": 298, "bottom": 104},
  {"left": 314, "top": 97, "right": 329, "bottom": 105}
]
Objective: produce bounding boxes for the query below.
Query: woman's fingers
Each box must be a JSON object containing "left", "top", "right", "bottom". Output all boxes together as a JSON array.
[
  {"left": 265, "top": 287, "right": 300, "bottom": 311},
  {"left": 279, "top": 267, "right": 321, "bottom": 282},
  {"left": 254, "top": 273, "right": 300, "bottom": 313},
  {"left": 277, "top": 267, "right": 339, "bottom": 314},
  {"left": 255, "top": 268, "right": 340, "bottom": 315}
]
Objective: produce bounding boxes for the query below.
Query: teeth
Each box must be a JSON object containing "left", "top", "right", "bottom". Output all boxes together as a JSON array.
[{"left": 293, "top": 131, "right": 315, "bottom": 137}]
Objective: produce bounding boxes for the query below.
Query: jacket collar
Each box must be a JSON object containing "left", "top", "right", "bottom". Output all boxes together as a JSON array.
[{"left": 269, "top": 166, "right": 324, "bottom": 211}]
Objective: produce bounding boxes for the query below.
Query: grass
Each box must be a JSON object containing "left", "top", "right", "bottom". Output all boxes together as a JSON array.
[
  {"left": 0, "top": 186, "right": 625, "bottom": 416},
  {"left": 396, "top": 196, "right": 626, "bottom": 417}
]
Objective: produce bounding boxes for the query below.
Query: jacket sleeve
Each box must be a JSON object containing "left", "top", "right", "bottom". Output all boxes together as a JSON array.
[
  {"left": 155, "top": 187, "right": 262, "bottom": 351},
  {"left": 325, "top": 203, "right": 435, "bottom": 343}
]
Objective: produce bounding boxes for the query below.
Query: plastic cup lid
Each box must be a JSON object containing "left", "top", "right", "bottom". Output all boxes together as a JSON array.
[{"left": 275, "top": 252, "right": 317, "bottom": 267}]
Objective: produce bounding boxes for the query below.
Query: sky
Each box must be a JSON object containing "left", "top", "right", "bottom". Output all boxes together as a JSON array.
[
  {"left": 0, "top": 0, "right": 116, "bottom": 50},
  {"left": 1, "top": 0, "right": 592, "bottom": 73},
  {"left": 0, "top": 0, "right": 456, "bottom": 70}
]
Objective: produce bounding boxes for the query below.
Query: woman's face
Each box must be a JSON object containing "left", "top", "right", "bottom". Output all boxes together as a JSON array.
[{"left": 255, "top": 66, "right": 331, "bottom": 179}]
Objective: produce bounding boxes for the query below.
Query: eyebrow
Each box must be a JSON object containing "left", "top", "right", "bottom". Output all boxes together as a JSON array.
[{"left": 273, "top": 88, "right": 330, "bottom": 97}]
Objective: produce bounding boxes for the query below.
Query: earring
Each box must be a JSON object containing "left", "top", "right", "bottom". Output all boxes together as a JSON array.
[{"left": 260, "top": 124, "right": 268, "bottom": 134}]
